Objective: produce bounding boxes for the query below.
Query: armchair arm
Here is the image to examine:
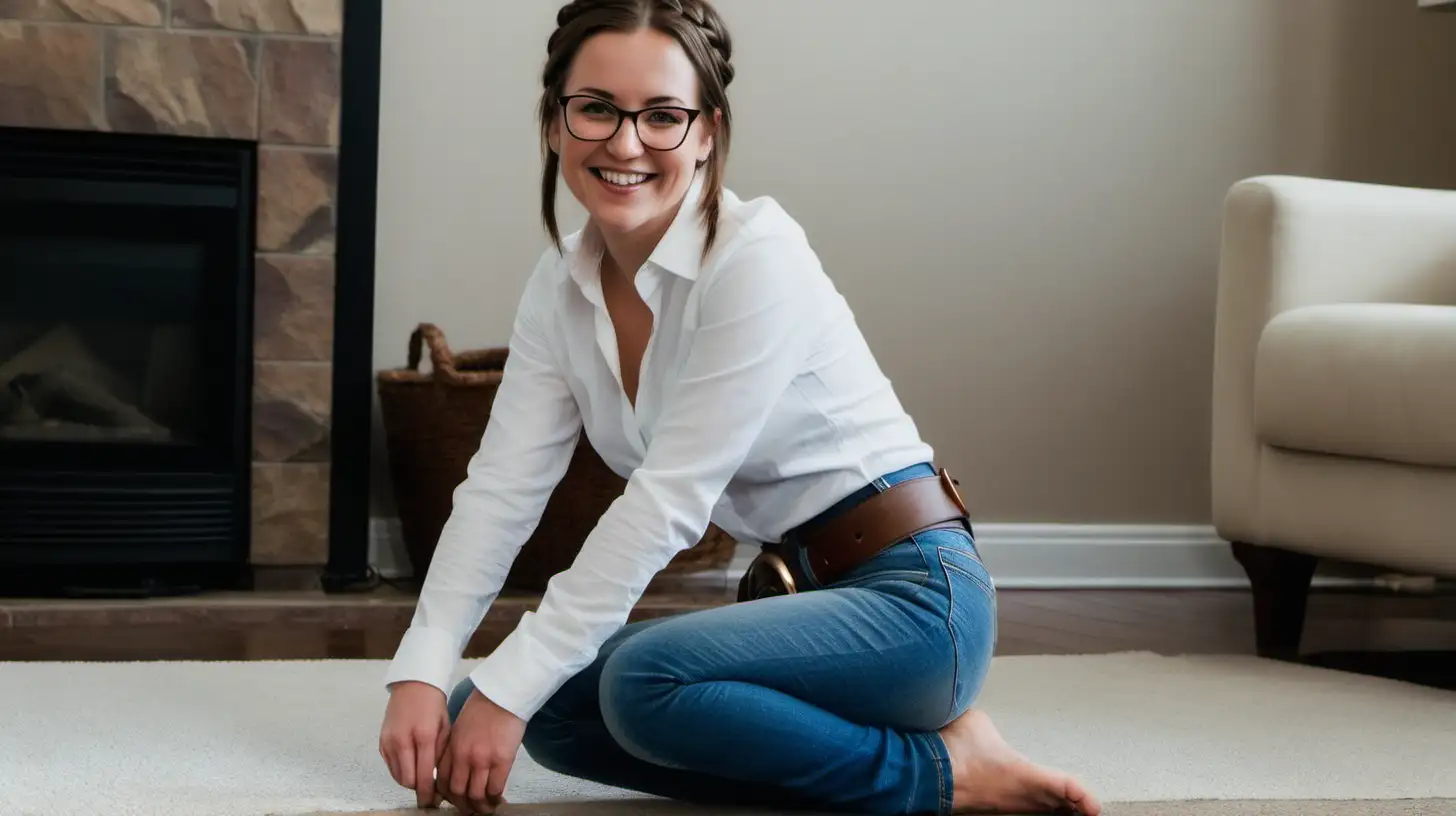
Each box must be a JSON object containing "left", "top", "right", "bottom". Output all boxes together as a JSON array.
[{"left": 1211, "top": 175, "right": 1456, "bottom": 542}]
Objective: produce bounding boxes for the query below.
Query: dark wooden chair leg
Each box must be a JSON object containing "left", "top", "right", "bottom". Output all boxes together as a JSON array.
[{"left": 1230, "top": 540, "right": 1319, "bottom": 660}]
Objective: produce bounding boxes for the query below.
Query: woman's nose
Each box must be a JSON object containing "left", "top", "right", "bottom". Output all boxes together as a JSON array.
[{"left": 606, "top": 116, "right": 645, "bottom": 157}]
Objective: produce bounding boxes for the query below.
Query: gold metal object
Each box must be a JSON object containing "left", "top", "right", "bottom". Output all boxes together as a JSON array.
[
  {"left": 940, "top": 468, "right": 967, "bottom": 516},
  {"left": 758, "top": 551, "right": 797, "bottom": 594},
  {"left": 739, "top": 549, "right": 798, "bottom": 601}
]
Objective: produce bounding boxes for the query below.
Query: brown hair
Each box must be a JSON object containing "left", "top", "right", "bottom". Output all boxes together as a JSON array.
[{"left": 539, "top": 0, "right": 735, "bottom": 258}]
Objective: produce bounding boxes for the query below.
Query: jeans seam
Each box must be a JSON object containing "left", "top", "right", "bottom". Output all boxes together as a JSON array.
[
  {"left": 941, "top": 558, "right": 996, "bottom": 604},
  {"left": 929, "top": 539, "right": 961, "bottom": 729},
  {"left": 916, "top": 731, "right": 953, "bottom": 815}
]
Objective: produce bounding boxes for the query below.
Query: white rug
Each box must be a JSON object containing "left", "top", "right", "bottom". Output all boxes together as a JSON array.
[{"left": 1, "top": 652, "right": 1453, "bottom": 816}]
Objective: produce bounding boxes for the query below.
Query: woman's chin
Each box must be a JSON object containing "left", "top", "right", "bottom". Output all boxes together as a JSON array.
[
  {"left": 574, "top": 174, "right": 684, "bottom": 238},
  {"left": 587, "top": 199, "right": 656, "bottom": 234}
]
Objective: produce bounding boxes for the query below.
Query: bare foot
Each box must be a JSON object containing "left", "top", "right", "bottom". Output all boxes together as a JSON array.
[{"left": 938, "top": 709, "right": 1101, "bottom": 815}]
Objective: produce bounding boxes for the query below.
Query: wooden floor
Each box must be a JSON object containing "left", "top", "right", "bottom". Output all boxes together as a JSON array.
[{"left": 2, "top": 584, "right": 1452, "bottom": 688}]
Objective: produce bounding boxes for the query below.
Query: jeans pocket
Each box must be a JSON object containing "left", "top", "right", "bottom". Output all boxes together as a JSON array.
[{"left": 939, "top": 544, "right": 996, "bottom": 604}]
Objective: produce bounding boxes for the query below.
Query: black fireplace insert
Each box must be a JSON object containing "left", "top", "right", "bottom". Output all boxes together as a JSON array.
[{"left": 0, "top": 127, "right": 255, "bottom": 596}]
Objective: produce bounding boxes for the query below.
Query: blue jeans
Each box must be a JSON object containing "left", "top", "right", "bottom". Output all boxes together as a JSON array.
[{"left": 448, "top": 463, "right": 998, "bottom": 815}]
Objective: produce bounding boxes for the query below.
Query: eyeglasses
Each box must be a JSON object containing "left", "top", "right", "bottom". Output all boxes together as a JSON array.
[{"left": 558, "top": 95, "right": 702, "bottom": 151}]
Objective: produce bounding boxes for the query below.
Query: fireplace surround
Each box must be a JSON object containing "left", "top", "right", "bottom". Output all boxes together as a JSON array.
[{"left": 0, "top": 0, "right": 380, "bottom": 594}]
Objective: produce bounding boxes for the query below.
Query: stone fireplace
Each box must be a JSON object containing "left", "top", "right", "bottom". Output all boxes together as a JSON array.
[{"left": 0, "top": 0, "right": 359, "bottom": 589}]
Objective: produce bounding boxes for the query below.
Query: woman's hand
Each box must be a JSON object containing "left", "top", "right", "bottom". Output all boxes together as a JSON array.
[
  {"left": 379, "top": 681, "right": 450, "bottom": 809},
  {"left": 436, "top": 688, "right": 526, "bottom": 814}
]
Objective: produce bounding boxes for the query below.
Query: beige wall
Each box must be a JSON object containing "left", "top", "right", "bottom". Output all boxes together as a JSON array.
[{"left": 371, "top": 0, "right": 1456, "bottom": 526}]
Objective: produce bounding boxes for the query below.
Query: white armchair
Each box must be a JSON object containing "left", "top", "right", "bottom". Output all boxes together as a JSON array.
[{"left": 1211, "top": 175, "right": 1456, "bottom": 658}]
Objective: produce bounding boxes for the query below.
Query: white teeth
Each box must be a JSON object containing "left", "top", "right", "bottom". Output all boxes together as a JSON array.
[{"left": 599, "top": 170, "right": 650, "bottom": 186}]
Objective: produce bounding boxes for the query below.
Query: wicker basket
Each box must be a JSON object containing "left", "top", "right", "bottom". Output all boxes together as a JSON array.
[{"left": 377, "top": 323, "right": 737, "bottom": 592}]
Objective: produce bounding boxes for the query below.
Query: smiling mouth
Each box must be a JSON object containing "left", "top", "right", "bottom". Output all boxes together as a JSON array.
[{"left": 591, "top": 168, "right": 657, "bottom": 187}]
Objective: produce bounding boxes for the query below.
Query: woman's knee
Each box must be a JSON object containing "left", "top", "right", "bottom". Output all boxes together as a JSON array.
[
  {"left": 520, "top": 708, "right": 578, "bottom": 774},
  {"left": 597, "top": 633, "right": 686, "bottom": 765},
  {"left": 520, "top": 673, "right": 605, "bottom": 774}
]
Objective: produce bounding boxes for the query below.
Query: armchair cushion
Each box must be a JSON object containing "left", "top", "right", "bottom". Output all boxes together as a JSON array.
[{"left": 1254, "top": 302, "right": 1456, "bottom": 467}]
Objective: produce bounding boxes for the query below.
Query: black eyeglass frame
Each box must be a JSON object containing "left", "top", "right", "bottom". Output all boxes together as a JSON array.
[{"left": 557, "top": 94, "right": 704, "bottom": 151}]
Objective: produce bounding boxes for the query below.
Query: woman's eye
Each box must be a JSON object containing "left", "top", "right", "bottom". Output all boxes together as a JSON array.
[{"left": 647, "top": 110, "right": 686, "bottom": 126}]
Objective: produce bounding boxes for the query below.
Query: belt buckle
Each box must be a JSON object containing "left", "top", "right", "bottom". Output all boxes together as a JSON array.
[{"left": 737, "top": 549, "right": 798, "bottom": 602}]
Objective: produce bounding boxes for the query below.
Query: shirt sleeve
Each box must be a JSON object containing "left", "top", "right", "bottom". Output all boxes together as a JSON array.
[
  {"left": 382, "top": 257, "right": 583, "bottom": 697},
  {"left": 466, "top": 229, "right": 823, "bottom": 722}
]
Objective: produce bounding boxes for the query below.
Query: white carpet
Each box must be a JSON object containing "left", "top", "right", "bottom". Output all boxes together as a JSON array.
[{"left": 1, "top": 652, "right": 1453, "bottom": 816}]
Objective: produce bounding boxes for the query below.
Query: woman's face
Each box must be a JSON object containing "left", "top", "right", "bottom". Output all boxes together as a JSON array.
[{"left": 551, "top": 27, "right": 716, "bottom": 242}]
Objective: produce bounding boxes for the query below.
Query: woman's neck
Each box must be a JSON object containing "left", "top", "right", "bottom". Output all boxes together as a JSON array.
[
  {"left": 599, "top": 231, "right": 657, "bottom": 284},
  {"left": 595, "top": 200, "right": 684, "bottom": 284}
]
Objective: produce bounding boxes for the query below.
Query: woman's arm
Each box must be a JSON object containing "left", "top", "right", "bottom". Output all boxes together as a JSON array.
[
  {"left": 383, "top": 257, "right": 583, "bottom": 697},
  {"left": 466, "top": 227, "right": 824, "bottom": 722}
]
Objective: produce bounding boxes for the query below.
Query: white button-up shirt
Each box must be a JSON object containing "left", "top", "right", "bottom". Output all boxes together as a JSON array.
[{"left": 382, "top": 179, "right": 935, "bottom": 721}]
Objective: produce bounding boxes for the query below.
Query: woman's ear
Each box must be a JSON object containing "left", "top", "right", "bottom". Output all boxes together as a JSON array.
[
  {"left": 547, "top": 117, "right": 562, "bottom": 154},
  {"left": 696, "top": 109, "right": 721, "bottom": 164}
]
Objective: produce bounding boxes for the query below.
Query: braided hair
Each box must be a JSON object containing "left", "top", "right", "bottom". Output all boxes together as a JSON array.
[{"left": 539, "top": 0, "right": 735, "bottom": 258}]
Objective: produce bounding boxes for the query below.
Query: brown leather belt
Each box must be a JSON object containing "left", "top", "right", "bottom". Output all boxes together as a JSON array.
[{"left": 737, "top": 468, "right": 970, "bottom": 602}]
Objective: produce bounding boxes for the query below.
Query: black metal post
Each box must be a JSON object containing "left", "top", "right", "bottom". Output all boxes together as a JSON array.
[{"left": 322, "top": 0, "right": 383, "bottom": 592}]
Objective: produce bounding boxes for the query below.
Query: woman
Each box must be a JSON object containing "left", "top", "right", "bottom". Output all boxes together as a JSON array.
[{"left": 379, "top": 2, "right": 1100, "bottom": 814}]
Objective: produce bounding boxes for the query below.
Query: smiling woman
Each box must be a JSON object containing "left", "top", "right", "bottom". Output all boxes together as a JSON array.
[
  {"left": 540, "top": 4, "right": 731, "bottom": 267},
  {"left": 374, "top": 2, "right": 1101, "bottom": 816}
]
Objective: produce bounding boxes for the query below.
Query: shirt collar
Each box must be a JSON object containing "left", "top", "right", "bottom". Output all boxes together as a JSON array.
[
  {"left": 644, "top": 174, "right": 707, "bottom": 281},
  {"left": 565, "top": 173, "right": 708, "bottom": 291}
]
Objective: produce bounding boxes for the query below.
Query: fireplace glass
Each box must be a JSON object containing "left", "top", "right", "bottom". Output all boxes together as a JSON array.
[
  {"left": 0, "top": 238, "right": 205, "bottom": 447},
  {"left": 0, "top": 126, "right": 256, "bottom": 595}
]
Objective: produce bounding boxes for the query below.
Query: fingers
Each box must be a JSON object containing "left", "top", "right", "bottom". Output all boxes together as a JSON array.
[
  {"left": 436, "top": 746, "right": 464, "bottom": 812},
  {"left": 440, "top": 744, "right": 475, "bottom": 813},
  {"left": 487, "top": 751, "right": 515, "bottom": 803},
  {"left": 378, "top": 737, "right": 400, "bottom": 787},
  {"left": 397, "top": 740, "right": 417, "bottom": 790},
  {"left": 449, "top": 742, "right": 474, "bottom": 804},
  {"left": 414, "top": 730, "right": 436, "bottom": 808},
  {"left": 380, "top": 731, "right": 410, "bottom": 788},
  {"left": 463, "top": 748, "right": 515, "bottom": 814},
  {"left": 443, "top": 743, "right": 498, "bottom": 815},
  {"left": 432, "top": 722, "right": 450, "bottom": 808},
  {"left": 467, "top": 758, "right": 491, "bottom": 814}
]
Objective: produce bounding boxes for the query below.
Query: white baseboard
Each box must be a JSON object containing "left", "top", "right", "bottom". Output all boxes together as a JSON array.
[
  {"left": 974, "top": 524, "right": 1253, "bottom": 589},
  {"left": 369, "top": 519, "right": 1380, "bottom": 590},
  {"left": 968, "top": 524, "right": 1240, "bottom": 588}
]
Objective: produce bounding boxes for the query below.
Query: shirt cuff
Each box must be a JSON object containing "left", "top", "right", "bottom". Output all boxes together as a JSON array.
[
  {"left": 466, "top": 613, "right": 570, "bottom": 723},
  {"left": 381, "top": 625, "right": 462, "bottom": 696}
]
